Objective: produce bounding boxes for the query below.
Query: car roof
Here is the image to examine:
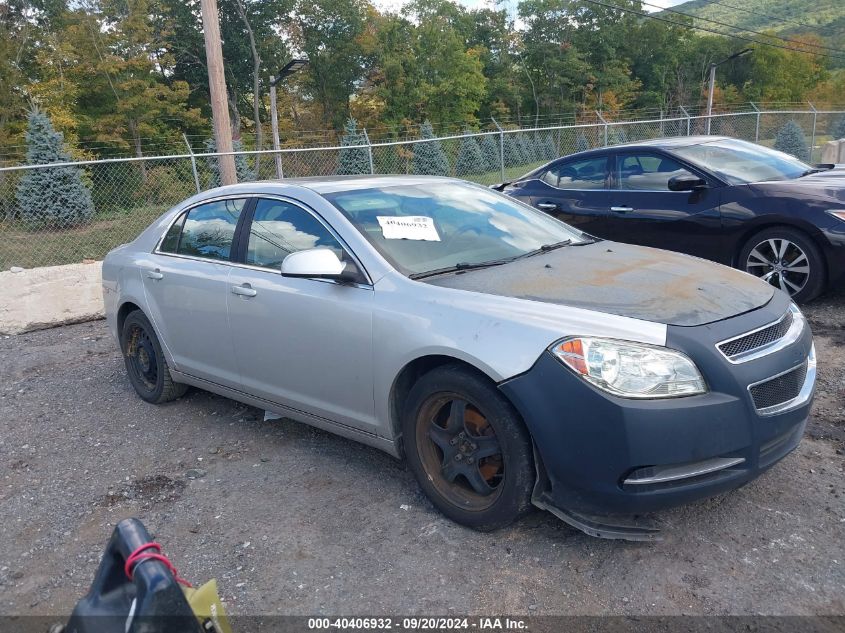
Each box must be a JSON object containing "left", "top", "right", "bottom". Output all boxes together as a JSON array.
[
  {"left": 190, "top": 175, "right": 463, "bottom": 200},
  {"left": 564, "top": 136, "right": 733, "bottom": 157}
]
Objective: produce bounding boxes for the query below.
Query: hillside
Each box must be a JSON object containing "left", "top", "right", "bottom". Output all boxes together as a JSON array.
[{"left": 669, "top": 0, "right": 845, "bottom": 67}]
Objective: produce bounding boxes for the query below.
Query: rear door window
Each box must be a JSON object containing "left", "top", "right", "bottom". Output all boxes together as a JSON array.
[{"left": 175, "top": 198, "right": 246, "bottom": 261}]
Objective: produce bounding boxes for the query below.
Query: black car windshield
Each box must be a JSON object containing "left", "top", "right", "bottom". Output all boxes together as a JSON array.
[
  {"left": 673, "top": 138, "right": 811, "bottom": 185},
  {"left": 324, "top": 181, "right": 585, "bottom": 276}
]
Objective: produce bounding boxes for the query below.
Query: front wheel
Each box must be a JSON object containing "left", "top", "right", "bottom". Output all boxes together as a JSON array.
[
  {"left": 402, "top": 365, "right": 535, "bottom": 531},
  {"left": 739, "top": 227, "right": 825, "bottom": 303}
]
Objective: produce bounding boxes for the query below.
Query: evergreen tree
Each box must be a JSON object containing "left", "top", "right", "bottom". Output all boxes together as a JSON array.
[
  {"left": 773, "top": 120, "right": 810, "bottom": 162},
  {"left": 608, "top": 127, "right": 628, "bottom": 145},
  {"left": 480, "top": 133, "right": 501, "bottom": 172},
  {"left": 576, "top": 132, "right": 590, "bottom": 153},
  {"left": 15, "top": 108, "right": 95, "bottom": 229},
  {"left": 205, "top": 138, "right": 254, "bottom": 187},
  {"left": 412, "top": 120, "right": 449, "bottom": 176},
  {"left": 542, "top": 133, "right": 558, "bottom": 161},
  {"left": 831, "top": 115, "right": 845, "bottom": 142},
  {"left": 519, "top": 133, "right": 537, "bottom": 163},
  {"left": 454, "top": 132, "right": 487, "bottom": 177},
  {"left": 337, "top": 118, "right": 371, "bottom": 175},
  {"left": 510, "top": 132, "right": 526, "bottom": 164},
  {"left": 503, "top": 132, "right": 524, "bottom": 167}
]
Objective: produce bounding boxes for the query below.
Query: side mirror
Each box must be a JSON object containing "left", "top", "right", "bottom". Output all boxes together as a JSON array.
[
  {"left": 282, "top": 248, "right": 349, "bottom": 280},
  {"left": 668, "top": 174, "right": 707, "bottom": 192}
]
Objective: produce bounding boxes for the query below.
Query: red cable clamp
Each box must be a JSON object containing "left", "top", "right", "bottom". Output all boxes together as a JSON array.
[{"left": 125, "top": 542, "right": 193, "bottom": 588}]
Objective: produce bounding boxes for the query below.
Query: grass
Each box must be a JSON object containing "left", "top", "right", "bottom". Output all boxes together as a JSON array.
[
  {"left": 0, "top": 204, "right": 167, "bottom": 269},
  {"left": 463, "top": 161, "right": 548, "bottom": 187}
]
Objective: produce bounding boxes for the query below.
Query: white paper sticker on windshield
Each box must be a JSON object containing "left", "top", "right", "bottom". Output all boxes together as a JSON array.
[{"left": 377, "top": 216, "right": 440, "bottom": 241}]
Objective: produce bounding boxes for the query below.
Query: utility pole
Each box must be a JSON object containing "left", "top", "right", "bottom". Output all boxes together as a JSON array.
[
  {"left": 269, "top": 59, "right": 308, "bottom": 179},
  {"left": 706, "top": 48, "right": 751, "bottom": 135},
  {"left": 200, "top": 0, "right": 237, "bottom": 185},
  {"left": 269, "top": 83, "right": 283, "bottom": 179}
]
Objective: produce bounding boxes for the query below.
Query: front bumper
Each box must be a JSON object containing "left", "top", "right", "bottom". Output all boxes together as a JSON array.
[{"left": 499, "top": 292, "right": 814, "bottom": 524}]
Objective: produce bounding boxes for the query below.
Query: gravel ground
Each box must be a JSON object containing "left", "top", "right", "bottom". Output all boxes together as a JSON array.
[{"left": 1, "top": 288, "right": 843, "bottom": 617}]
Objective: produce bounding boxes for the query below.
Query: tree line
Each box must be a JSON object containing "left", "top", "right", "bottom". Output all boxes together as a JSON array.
[{"left": 2, "top": 0, "right": 843, "bottom": 161}]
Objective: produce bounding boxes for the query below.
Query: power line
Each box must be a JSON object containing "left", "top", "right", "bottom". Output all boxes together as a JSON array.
[
  {"left": 581, "top": 0, "right": 845, "bottom": 61},
  {"left": 647, "top": 0, "right": 845, "bottom": 56},
  {"left": 693, "top": 0, "right": 818, "bottom": 32}
]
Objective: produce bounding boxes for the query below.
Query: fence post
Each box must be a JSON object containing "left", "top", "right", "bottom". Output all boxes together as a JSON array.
[
  {"left": 679, "top": 106, "right": 691, "bottom": 136},
  {"left": 750, "top": 102, "right": 761, "bottom": 143},
  {"left": 491, "top": 117, "right": 505, "bottom": 182},
  {"left": 659, "top": 109, "right": 664, "bottom": 137},
  {"left": 596, "top": 110, "right": 608, "bottom": 146},
  {"left": 363, "top": 128, "right": 375, "bottom": 175},
  {"left": 808, "top": 102, "right": 818, "bottom": 162},
  {"left": 182, "top": 133, "right": 201, "bottom": 194}
]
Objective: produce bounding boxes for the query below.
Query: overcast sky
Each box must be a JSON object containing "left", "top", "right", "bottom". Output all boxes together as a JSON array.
[{"left": 371, "top": 0, "right": 690, "bottom": 15}]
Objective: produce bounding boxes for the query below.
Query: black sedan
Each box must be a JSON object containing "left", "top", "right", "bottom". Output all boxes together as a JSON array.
[{"left": 498, "top": 136, "right": 845, "bottom": 302}]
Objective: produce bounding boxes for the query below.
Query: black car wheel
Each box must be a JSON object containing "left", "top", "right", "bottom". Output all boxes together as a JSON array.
[
  {"left": 402, "top": 365, "right": 534, "bottom": 531},
  {"left": 121, "top": 310, "right": 188, "bottom": 404},
  {"left": 740, "top": 227, "right": 825, "bottom": 303}
]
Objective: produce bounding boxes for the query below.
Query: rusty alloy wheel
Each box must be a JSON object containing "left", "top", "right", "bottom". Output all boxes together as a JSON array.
[{"left": 415, "top": 393, "right": 505, "bottom": 511}]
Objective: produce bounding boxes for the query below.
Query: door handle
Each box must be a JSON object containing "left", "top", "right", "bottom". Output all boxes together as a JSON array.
[
  {"left": 231, "top": 284, "right": 257, "bottom": 298},
  {"left": 610, "top": 206, "right": 634, "bottom": 213},
  {"left": 145, "top": 269, "right": 163, "bottom": 280},
  {"left": 537, "top": 202, "right": 558, "bottom": 211}
]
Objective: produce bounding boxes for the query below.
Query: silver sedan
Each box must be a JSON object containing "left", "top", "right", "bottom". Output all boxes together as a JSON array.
[{"left": 103, "top": 176, "right": 814, "bottom": 538}]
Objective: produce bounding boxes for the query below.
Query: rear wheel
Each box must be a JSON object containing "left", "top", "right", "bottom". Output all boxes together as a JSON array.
[
  {"left": 739, "top": 227, "right": 825, "bottom": 303},
  {"left": 402, "top": 365, "right": 534, "bottom": 531},
  {"left": 121, "top": 310, "right": 187, "bottom": 404}
]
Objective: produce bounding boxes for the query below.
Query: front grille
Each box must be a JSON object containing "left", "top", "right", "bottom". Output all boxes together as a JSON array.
[
  {"left": 719, "top": 311, "right": 793, "bottom": 360},
  {"left": 749, "top": 361, "right": 808, "bottom": 410}
]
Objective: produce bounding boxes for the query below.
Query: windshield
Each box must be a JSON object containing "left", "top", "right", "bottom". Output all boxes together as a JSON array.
[
  {"left": 672, "top": 138, "right": 812, "bottom": 185},
  {"left": 324, "top": 181, "right": 585, "bottom": 276}
]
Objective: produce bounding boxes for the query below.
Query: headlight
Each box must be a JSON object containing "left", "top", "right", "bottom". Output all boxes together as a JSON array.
[
  {"left": 826, "top": 209, "right": 845, "bottom": 223},
  {"left": 550, "top": 337, "right": 707, "bottom": 399}
]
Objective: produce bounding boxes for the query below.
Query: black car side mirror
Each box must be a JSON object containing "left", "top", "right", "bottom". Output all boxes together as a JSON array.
[{"left": 668, "top": 174, "right": 707, "bottom": 192}]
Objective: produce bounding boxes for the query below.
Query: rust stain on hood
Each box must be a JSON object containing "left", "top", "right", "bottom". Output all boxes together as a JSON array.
[{"left": 425, "top": 241, "right": 775, "bottom": 327}]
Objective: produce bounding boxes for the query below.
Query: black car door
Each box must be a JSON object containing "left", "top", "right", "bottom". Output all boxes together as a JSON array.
[
  {"left": 516, "top": 154, "right": 613, "bottom": 236},
  {"left": 603, "top": 151, "right": 723, "bottom": 258}
]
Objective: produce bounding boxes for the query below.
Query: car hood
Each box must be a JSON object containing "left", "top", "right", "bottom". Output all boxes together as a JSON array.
[
  {"left": 424, "top": 241, "right": 774, "bottom": 327},
  {"left": 751, "top": 167, "right": 845, "bottom": 202}
]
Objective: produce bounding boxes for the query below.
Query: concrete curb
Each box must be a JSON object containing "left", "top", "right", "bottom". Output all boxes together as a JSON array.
[{"left": 0, "top": 261, "right": 105, "bottom": 335}]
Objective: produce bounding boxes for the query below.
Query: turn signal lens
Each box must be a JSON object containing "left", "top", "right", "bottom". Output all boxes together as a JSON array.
[
  {"left": 556, "top": 338, "right": 588, "bottom": 375},
  {"left": 550, "top": 337, "right": 707, "bottom": 399}
]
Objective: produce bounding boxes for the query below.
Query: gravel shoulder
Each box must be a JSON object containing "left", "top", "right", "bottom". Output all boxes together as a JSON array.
[{"left": 0, "top": 288, "right": 843, "bottom": 617}]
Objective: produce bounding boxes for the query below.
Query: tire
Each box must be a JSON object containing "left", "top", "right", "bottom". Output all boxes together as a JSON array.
[
  {"left": 121, "top": 310, "right": 188, "bottom": 404},
  {"left": 739, "top": 227, "right": 825, "bottom": 303},
  {"left": 401, "top": 364, "right": 535, "bottom": 531}
]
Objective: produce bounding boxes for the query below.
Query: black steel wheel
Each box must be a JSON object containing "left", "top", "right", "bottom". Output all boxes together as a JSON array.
[
  {"left": 402, "top": 365, "right": 534, "bottom": 531},
  {"left": 121, "top": 310, "right": 187, "bottom": 404},
  {"left": 740, "top": 227, "right": 825, "bottom": 303}
]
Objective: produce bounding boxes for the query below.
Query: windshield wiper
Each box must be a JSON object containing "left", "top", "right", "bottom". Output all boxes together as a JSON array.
[
  {"left": 511, "top": 239, "right": 573, "bottom": 260},
  {"left": 408, "top": 239, "right": 573, "bottom": 280},
  {"left": 409, "top": 258, "right": 514, "bottom": 280},
  {"left": 799, "top": 165, "right": 833, "bottom": 177}
]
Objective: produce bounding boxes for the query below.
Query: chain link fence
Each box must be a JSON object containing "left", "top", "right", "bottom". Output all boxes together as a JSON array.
[{"left": 1, "top": 106, "right": 843, "bottom": 270}]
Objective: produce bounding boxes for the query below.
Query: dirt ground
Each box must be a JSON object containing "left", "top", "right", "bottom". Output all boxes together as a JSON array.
[{"left": 1, "top": 288, "right": 843, "bottom": 617}]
